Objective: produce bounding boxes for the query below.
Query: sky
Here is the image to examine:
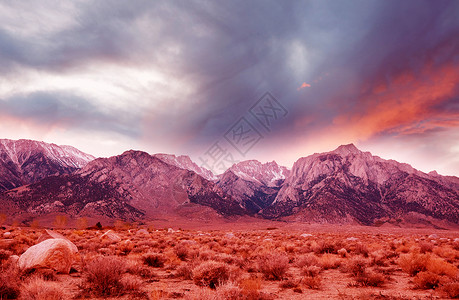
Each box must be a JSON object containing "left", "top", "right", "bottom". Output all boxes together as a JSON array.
[{"left": 0, "top": 0, "right": 458, "bottom": 176}]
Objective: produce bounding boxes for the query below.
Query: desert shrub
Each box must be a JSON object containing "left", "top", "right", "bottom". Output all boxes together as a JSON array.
[
  {"left": 345, "top": 257, "right": 368, "bottom": 276},
  {"left": 0, "top": 249, "right": 12, "bottom": 261},
  {"left": 175, "top": 243, "right": 189, "bottom": 261},
  {"left": 83, "top": 255, "right": 126, "bottom": 296},
  {"left": 354, "top": 243, "right": 369, "bottom": 257},
  {"left": 419, "top": 242, "right": 434, "bottom": 253},
  {"left": 176, "top": 263, "right": 193, "bottom": 280},
  {"left": 302, "top": 275, "right": 322, "bottom": 289},
  {"left": 355, "top": 271, "right": 386, "bottom": 287},
  {"left": 295, "top": 254, "right": 320, "bottom": 268},
  {"left": 370, "top": 250, "right": 391, "bottom": 267},
  {"left": 216, "top": 282, "right": 242, "bottom": 299},
  {"left": 192, "top": 260, "right": 230, "bottom": 289},
  {"left": 413, "top": 271, "right": 441, "bottom": 289},
  {"left": 142, "top": 252, "right": 166, "bottom": 268},
  {"left": 440, "top": 282, "right": 459, "bottom": 298},
  {"left": 126, "top": 262, "right": 156, "bottom": 279},
  {"left": 302, "top": 266, "right": 322, "bottom": 277},
  {"left": 314, "top": 240, "right": 340, "bottom": 254},
  {"left": 20, "top": 277, "right": 69, "bottom": 300},
  {"left": 116, "top": 240, "right": 134, "bottom": 256},
  {"left": 427, "top": 257, "right": 458, "bottom": 278},
  {"left": 119, "top": 274, "right": 143, "bottom": 292},
  {"left": 279, "top": 279, "right": 299, "bottom": 289},
  {"left": 320, "top": 254, "right": 341, "bottom": 270},
  {"left": 0, "top": 264, "right": 21, "bottom": 299},
  {"left": 398, "top": 253, "right": 430, "bottom": 276},
  {"left": 258, "top": 252, "right": 289, "bottom": 280}
]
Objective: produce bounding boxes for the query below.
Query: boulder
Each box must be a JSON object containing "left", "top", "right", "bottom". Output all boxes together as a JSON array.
[
  {"left": 136, "top": 229, "right": 149, "bottom": 236},
  {"left": 18, "top": 238, "right": 77, "bottom": 274},
  {"left": 100, "top": 230, "right": 121, "bottom": 242},
  {"left": 37, "top": 229, "right": 78, "bottom": 253}
]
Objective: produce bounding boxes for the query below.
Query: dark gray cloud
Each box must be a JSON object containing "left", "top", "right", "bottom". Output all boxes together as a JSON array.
[
  {"left": 0, "top": 91, "right": 140, "bottom": 137},
  {"left": 0, "top": 0, "right": 458, "bottom": 173}
]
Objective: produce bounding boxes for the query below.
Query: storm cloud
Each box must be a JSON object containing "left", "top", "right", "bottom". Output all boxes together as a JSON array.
[{"left": 0, "top": 0, "right": 458, "bottom": 175}]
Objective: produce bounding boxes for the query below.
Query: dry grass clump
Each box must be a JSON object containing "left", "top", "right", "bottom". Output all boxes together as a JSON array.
[
  {"left": 82, "top": 255, "right": 127, "bottom": 296},
  {"left": 412, "top": 271, "right": 442, "bottom": 289},
  {"left": 440, "top": 281, "right": 459, "bottom": 298},
  {"left": 344, "top": 257, "right": 386, "bottom": 287},
  {"left": 319, "top": 254, "right": 341, "bottom": 270},
  {"left": 0, "top": 264, "right": 21, "bottom": 299},
  {"left": 302, "top": 275, "right": 322, "bottom": 289},
  {"left": 354, "top": 270, "right": 386, "bottom": 287},
  {"left": 257, "top": 251, "right": 289, "bottom": 280},
  {"left": 175, "top": 242, "right": 190, "bottom": 261},
  {"left": 142, "top": 252, "right": 166, "bottom": 268},
  {"left": 419, "top": 241, "right": 434, "bottom": 253},
  {"left": 192, "top": 260, "right": 230, "bottom": 289},
  {"left": 295, "top": 253, "right": 320, "bottom": 268},
  {"left": 398, "top": 253, "right": 430, "bottom": 276},
  {"left": 20, "top": 277, "right": 69, "bottom": 300},
  {"left": 176, "top": 263, "right": 194, "bottom": 280},
  {"left": 313, "top": 239, "right": 341, "bottom": 254}
]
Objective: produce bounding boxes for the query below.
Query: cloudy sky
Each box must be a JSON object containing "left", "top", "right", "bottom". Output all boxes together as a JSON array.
[{"left": 0, "top": 0, "right": 458, "bottom": 175}]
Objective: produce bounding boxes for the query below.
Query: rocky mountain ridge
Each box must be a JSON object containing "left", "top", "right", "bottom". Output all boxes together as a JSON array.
[
  {"left": 0, "top": 140, "right": 458, "bottom": 226},
  {"left": 0, "top": 139, "right": 94, "bottom": 192}
]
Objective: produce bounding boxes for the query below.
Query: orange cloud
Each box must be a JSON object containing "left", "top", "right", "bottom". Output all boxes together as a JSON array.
[
  {"left": 332, "top": 63, "right": 459, "bottom": 139},
  {"left": 297, "top": 82, "right": 311, "bottom": 90}
]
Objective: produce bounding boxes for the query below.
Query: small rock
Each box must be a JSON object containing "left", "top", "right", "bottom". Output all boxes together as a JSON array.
[
  {"left": 100, "top": 230, "right": 121, "bottom": 242},
  {"left": 346, "top": 237, "right": 359, "bottom": 241},
  {"left": 136, "top": 229, "right": 149, "bottom": 236},
  {"left": 428, "top": 234, "right": 438, "bottom": 239},
  {"left": 226, "top": 233, "right": 235, "bottom": 238},
  {"left": 300, "top": 233, "right": 313, "bottom": 238},
  {"left": 168, "top": 228, "right": 175, "bottom": 233},
  {"left": 3, "top": 232, "right": 11, "bottom": 238}
]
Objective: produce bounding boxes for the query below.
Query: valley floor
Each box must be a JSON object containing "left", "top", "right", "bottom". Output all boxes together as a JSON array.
[{"left": 2, "top": 223, "right": 459, "bottom": 299}]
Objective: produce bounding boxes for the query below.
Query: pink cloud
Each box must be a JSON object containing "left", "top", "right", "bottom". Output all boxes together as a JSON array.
[{"left": 297, "top": 82, "right": 311, "bottom": 90}]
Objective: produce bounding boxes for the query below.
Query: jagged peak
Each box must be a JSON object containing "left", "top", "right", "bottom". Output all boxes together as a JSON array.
[{"left": 332, "top": 143, "right": 361, "bottom": 155}]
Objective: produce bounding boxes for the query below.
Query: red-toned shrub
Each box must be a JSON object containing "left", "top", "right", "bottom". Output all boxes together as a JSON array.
[
  {"left": 258, "top": 252, "right": 289, "bottom": 280},
  {"left": 20, "top": 277, "right": 69, "bottom": 300},
  {"left": 192, "top": 261, "right": 230, "bottom": 289},
  {"left": 83, "top": 255, "right": 126, "bottom": 296}
]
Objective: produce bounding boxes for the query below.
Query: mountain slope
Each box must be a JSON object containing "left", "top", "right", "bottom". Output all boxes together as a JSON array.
[
  {"left": 0, "top": 150, "right": 246, "bottom": 221},
  {"left": 261, "top": 144, "right": 459, "bottom": 225},
  {"left": 154, "top": 153, "right": 217, "bottom": 181},
  {"left": 217, "top": 160, "right": 289, "bottom": 214},
  {"left": 0, "top": 139, "right": 95, "bottom": 191}
]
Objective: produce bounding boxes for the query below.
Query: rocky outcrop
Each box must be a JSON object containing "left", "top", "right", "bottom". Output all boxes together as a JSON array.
[
  {"left": 216, "top": 160, "right": 289, "bottom": 214},
  {"left": 261, "top": 144, "right": 459, "bottom": 225},
  {"left": 1, "top": 150, "right": 246, "bottom": 220},
  {"left": 0, "top": 139, "right": 94, "bottom": 192}
]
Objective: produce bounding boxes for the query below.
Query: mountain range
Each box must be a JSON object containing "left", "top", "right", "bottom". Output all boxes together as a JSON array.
[{"left": 0, "top": 139, "right": 458, "bottom": 227}]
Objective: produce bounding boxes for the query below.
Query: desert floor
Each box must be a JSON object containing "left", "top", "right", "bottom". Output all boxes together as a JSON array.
[{"left": 2, "top": 220, "right": 459, "bottom": 299}]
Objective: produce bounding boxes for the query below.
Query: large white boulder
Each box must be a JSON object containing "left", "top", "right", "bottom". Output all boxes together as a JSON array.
[{"left": 18, "top": 238, "right": 77, "bottom": 274}]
